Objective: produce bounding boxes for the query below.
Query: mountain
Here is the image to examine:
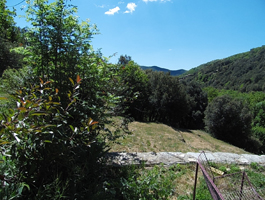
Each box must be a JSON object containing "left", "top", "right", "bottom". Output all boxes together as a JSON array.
[
  {"left": 181, "top": 45, "right": 265, "bottom": 92},
  {"left": 140, "top": 66, "right": 186, "bottom": 76}
]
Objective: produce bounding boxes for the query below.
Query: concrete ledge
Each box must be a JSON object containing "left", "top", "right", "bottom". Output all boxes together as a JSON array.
[{"left": 106, "top": 152, "right": 265, "bottom": 166}]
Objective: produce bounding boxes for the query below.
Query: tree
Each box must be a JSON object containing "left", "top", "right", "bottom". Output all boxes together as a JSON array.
[
  {"left": 23, "top": 0, "right": 97, "bottom": 79},
  {"left": 0, "top": 0, "right": 24, "bottom": 75},
  {"left": 146, "top": 70, "right": 189, "bottom": 126},
  {"left": 204, "top": 95, "right": 252, "bottom": 147},
  {"left": 118, "top": 54, "right": 131, "bottom": 66},
  {"left": 251, "top": 101, "right": 265, "bottom": 153},
  {"left": 181, "top": 81, "right": 208, "bottom": 129},
  {"left": 12, "top": 0, "right": 114, "bottom": 122},
  {"left": 116, "top": 60, "right": 149, "bottom": 120}
]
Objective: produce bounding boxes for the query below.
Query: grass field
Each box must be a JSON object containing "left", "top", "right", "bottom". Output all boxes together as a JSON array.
[{"left": 106, "top": 116, "right": 248, "bottom": 154}]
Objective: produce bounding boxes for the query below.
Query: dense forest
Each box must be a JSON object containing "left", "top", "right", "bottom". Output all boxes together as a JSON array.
[
  {"left": 1, "top": 0, "right": 265, "bottom": 199},
  {"left": 181, "top": 45, "right": 265, "bottom": 92}
]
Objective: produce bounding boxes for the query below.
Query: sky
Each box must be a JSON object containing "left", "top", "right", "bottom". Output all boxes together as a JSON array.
[{"left": 6, "top": 0, "right": 265, "bottom": 71}]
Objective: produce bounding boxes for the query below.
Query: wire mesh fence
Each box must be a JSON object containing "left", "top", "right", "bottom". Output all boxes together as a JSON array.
[{"left": 195, "top": 151, "right": 264, "bottom": 200}]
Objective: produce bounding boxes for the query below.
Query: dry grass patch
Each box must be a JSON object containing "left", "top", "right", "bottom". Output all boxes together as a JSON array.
[{"left": 108, "top": 117, "right": 249, "bottom": 154}]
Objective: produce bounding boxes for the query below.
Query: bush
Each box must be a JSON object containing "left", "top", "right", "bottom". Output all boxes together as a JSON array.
[
  {"left": 105, "top": 164, "right": 177, "bottom": 200},
  {"left": 0, "top": 155, "right": 29, "bottom": 200},
  {"left": 0, "top": 76, "right": 110, "bottom": 199},
  {"left": 252, "top": 126, "right": 265, "bottom": 153},
  {"left": 0, "top": 66, "right": 33, "bottom": 95},
  {"left": 204, "top": 95, "right": 252, "bottom": 147}
]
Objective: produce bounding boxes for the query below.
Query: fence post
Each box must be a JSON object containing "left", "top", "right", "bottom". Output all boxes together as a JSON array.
[{"left": 193, "top": 162, "right": 199, "bottom": 200}]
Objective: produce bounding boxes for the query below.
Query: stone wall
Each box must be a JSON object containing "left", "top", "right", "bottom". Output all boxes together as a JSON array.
[{"left": 106, "top": 152, "right": 265, "bottom": 166}]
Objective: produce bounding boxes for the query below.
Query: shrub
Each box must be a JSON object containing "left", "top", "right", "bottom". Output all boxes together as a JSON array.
[
  {"left": 104, "top": 164, "right": 177, "bottom": 200},
  {"left": 0, "top": 76, "right": 110, "bottom": 199},
  {"left": 0, "top": 155, "right": 29, "bottom": 200},
  {"left": 252, "top": 126, "right": 265, "bottom": 153},
  {"left": 0, "top": 66, "right": 33, "bottom": 95}
]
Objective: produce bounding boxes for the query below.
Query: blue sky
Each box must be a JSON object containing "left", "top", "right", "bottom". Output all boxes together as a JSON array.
[{"left": 6, "top": 0, "right": 265, "bottom": 70}]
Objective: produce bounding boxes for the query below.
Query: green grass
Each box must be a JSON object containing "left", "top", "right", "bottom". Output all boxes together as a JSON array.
[{"left": 163, "top": 162, "right": 265, "bottom": 199}]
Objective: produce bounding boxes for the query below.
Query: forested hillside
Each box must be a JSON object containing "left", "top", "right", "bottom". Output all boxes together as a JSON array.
[
  {"left": 140, "top": 65, "right": 186, "bottom": 76},
  {"left": 182, "top": 45, "right": 265, "bottom": 92}
]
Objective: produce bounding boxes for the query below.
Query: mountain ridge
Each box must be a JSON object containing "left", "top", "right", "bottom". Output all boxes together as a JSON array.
[{"left": 140, "top": 66, "right": 186, "bottom": 76}]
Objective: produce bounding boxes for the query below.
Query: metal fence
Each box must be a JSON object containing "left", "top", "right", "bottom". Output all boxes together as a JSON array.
[{"left": 193, "top": 151, "right": 264, "bottom": 200}]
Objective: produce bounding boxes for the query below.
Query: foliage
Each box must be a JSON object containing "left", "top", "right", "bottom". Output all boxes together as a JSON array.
[
  {"left": 0, "top": 66, "right": 33, "bottom": 95},
  {"left": 203, "top": 87, "right": 220, "bottom": 103},
  {"left": 251, "top": 126, "right": 265, "bottom": 153},
  {"left": 0, "top": 155, "right": 29, "bottom": 200},
  {"left": 23, "top": 0, "right": 98, "bottom": 79},
  {"left": 0, "top": 77, "right": 111, "bottom": 199},
  {"left": 204, "top": 95, "right": 252, "bottom": 147},
  {"left": 246, "top": 164, "right": 265, "bottom": 196},
  {"left": 104, "top": 164, "right": 177, "bottom": 200},
  {"left": 115, "top": 60, "right": 149, "bottom": 119},
  {"left": 181, "top": 81, "right": 208, "bottom": 129},
  {"left": 0, "top": 0, "right": 24, "bottom": 75},
  {"left": 118, "top": 54, "right": 132, "bottom": 66},
  {"left": 252, "top": 101, "right": 265, "bottom": 127},
  {"left": 10, "top": 0, "right": 116, "bottom": 122},
  {"left": 182, "top": 45, "right": 265, "bottom": 92},
  {"left": 143, "top": 70, "right": 189, "bottom": 126}
]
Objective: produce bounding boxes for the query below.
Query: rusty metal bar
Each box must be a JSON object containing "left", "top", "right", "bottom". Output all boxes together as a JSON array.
[{"left": 193, "top": 162, "right": 199, "bottom": 200}]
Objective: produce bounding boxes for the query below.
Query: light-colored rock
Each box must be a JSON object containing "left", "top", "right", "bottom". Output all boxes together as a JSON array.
[{"left": 106, "top": 152, "right": 265, "bottom": 166}]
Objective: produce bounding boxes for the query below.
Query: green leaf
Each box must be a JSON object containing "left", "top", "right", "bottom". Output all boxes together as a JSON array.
[
  {"left": 69, "top": 77, "right": 74, "bottom": 86},
  {"left": 31, "top": 112, "right": 49, "bottom": 116},
  {"left": 69, "top": 125, "right": 74, "bottom": 132}
]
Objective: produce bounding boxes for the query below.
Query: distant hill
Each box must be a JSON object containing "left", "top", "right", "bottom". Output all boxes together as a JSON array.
[
  {"left": 181, "top": 45, "right": 265, "bottom": 92},
  {"left": 140, "top": 66, "right": 186, "bottom": 76}
]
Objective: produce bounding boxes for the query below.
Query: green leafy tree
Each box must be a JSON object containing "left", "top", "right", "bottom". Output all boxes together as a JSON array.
[
  {"left": 23, "top": 0, "right": 98, "bottom": 80},
  {"left": 146, "top": 70, "right": 189, "bottom": 126},
  {"left": 0, "top": 0, "right": 24, "bottom": 75},
  {"left": 115, "top": 60, "right": 149, "bottom": 120},
  {"left": 118, "top": 54, "right": 132, "bottom": 66},
  {"left": 251, "top": 101, "right": 265, "bottom": 153},
  {"left": 11, "top": 0, "right": 113, "bottom": 122},
  {"left": 204, "top": 95, "right": 252, "bottom": 147},
  {"left": 253, "top": 101, "right": 265, "bottom": 127},
  {"left": 181, "top": 81, "right": 208, "bottom": 129}
]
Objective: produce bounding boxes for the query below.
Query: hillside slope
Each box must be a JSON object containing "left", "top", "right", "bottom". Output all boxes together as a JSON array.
[
  {"left": 181, "top": 45, "right": 265, "bottom": 92},
  {"left": 108, "top": 118, "right": 248, "bottom": 154}
]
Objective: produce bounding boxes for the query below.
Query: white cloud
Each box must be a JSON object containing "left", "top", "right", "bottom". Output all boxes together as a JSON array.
[
  {"left": 105, "top": 6, "right": 120, "bottom": 15},
  {"left": 124, "top": 3, "right": 137, "bottom": 14}
]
